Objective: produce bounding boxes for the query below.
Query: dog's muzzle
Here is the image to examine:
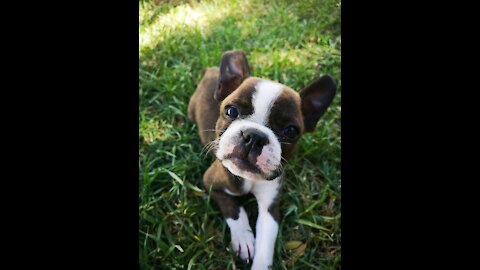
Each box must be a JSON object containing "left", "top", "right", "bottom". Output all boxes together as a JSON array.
[{"left": 216, "top": 120, "right": 282, "bottom": 181}]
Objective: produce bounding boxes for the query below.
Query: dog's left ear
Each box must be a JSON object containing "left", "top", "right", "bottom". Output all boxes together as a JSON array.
[
  {"left": 214, "top": 50, "right": 251, "bottom": 101},
  {"left": 299, "top": 75, "right": 337, "bottom": 132}
]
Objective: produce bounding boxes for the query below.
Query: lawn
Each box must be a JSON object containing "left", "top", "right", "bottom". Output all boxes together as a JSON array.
[{"left": 139, "top": 0, "right": 341, "bottom": 269}]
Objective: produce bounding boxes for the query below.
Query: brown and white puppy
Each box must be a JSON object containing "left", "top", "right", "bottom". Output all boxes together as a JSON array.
[{"left": 188, "top": 50, "right": 336, "bottom": 270}]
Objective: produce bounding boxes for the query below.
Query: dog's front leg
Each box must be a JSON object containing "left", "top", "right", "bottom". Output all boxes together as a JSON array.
[
  {"left": 204, "top": 162, "right": 256, "bottom": 261},
  {"left": 251, "top": 177, "right": 281, "bottom": 270},
  {"left": 209, "top": 189, "right": 255, "bottom": 261}
]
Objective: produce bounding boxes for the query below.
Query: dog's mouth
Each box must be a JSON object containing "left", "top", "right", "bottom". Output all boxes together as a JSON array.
[
  {"left": 222, "top": 154, "right": 282, "bottom": 181},
  {"left": 225, "top": 156, "right": 263, "bottom": 175},
  {"left": 215, "top": 121, "right": 284, "bottom": 181}
]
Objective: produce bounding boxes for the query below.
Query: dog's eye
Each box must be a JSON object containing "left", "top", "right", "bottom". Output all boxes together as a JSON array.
[
  {"left": 283, "top": 125, "right": 299, "bottom": 139},
  {"left": 225, "top": 105, "right": 239, "bottom": 119}
]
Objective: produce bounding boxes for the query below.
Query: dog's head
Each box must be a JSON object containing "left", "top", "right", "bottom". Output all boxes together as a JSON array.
[{"left": 213, "top": 50, "right": 336, "bottom": 181}]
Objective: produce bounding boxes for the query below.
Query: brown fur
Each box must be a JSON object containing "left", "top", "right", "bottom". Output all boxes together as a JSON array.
[
  {"left": 187, "top": 67, "right": 221, "bottom": 145},
  {"left": 188, "top": 51, "right": 336, "bottom": 225},
  {"left": 268, "top": 88, "right": 305, "bottom": 160},
  {"left": 215, "top": 77, "right": 260, "bottom": 139},
  {"left": 202, "top": 160, "right": 245, "bottom": 219},
  {"left": 187, "top": 50, "right": 335, "bottom": 269}
]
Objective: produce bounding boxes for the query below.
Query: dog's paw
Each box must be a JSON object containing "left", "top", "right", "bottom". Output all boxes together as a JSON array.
[
  {"left": 226, "top": 207, "right": 255, "bottom": 261},
  {"left": 231, "top": 228, "right": 255, "bottom": 261}
]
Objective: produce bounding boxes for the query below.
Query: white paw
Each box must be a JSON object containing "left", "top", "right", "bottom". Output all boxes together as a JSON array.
[
  {"left": 231, "top": 227, "right": 255, "bottom": 261},
  {"left": 226, "top": 207, "right": 255, "bottom": 261}
]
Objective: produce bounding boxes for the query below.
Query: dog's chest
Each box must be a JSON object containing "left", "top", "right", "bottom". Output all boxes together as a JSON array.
[
  {"left": 224, "top": 177, "right": 281, "bottom": 200},
  {"left": 224, "top": 178, "right": 254, "bottom": 196}
]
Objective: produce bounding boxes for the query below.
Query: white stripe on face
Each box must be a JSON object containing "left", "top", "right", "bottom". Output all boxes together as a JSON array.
[
  {"left": 215, "top": 80, "right": 284, "bottom": 181},
  {"left": 248, "top": 80, "right": 283, "bottom": 125}
]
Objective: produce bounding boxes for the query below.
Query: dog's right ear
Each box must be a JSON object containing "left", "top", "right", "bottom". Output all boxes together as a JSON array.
[
  {"left": 214, "top": 50, "right": 251, "bottom": 101},
  {"left": 300, "top": 75, "right": 337, "bottom": 132}
]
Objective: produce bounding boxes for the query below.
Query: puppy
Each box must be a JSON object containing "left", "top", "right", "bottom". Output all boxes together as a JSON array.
[{"left": 188, "top": 50, "right": 336, "bottom": 269}]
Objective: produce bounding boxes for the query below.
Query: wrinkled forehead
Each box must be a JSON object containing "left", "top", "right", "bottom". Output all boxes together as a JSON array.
[{"left": 222, "top": 77, "right": 303, "bottom": 128}]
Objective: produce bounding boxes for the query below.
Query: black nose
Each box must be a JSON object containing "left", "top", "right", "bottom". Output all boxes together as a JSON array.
[{"left": 241, "top": 129, "right": 269, "bottom": 152}]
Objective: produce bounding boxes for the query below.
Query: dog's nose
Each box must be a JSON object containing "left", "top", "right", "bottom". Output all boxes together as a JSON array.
[{"left": 241, "top": 129, "right": 269, "bottom": 151}]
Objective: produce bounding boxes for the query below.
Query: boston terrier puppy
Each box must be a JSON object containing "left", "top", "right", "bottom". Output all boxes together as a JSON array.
[{"left": 188, "top": 50, "right": 336, "bottom": 269}]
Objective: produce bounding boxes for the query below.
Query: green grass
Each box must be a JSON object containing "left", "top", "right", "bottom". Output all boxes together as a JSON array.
[{"left": 139, "top": 0, "right": 341, "bottom": 269}]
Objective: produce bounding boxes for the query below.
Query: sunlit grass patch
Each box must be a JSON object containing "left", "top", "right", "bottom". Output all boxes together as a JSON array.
[
  {"left": 140, "top": 117, "right": 178, "bottom": 144},
  {"left": 140, "top": 0, "right": 254, "bottom": 52}
]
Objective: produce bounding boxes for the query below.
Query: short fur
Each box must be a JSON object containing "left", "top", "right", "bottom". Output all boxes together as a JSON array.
[{"left": 188, "top": 50, "right": 336, "bottom": 269}]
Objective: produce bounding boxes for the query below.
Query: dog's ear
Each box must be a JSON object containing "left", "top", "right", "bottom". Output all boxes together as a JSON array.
[
  {"left": 299, "top": 75, "right": 337, "bottom": 132},
  {"left": 214, "top": 50, "right": 251, "bottom": 101}
]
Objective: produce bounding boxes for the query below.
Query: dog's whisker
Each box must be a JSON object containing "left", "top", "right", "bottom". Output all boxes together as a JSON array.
[
  {"left": 201, "top": 129, "right": 226, "bottom": 133},
  {"left": 201, "top": 138, "right": 220, "bottom": 157},
  {"left": 201, "top": 142, "right": 214, "bottom": 155},
  {"left": 202, "top": 144, "right": 215, "bottom": 155},
  {"left": 280, "top": 156, "right": 290, "bottom": 165}
]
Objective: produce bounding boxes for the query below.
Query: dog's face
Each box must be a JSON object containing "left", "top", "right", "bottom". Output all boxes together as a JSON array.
[
  {"left": 215, "top": 78, "right": 302, "bottom": 180},
  {"left": 212, "top": 51, "right": 336, "bottom": 181}
]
